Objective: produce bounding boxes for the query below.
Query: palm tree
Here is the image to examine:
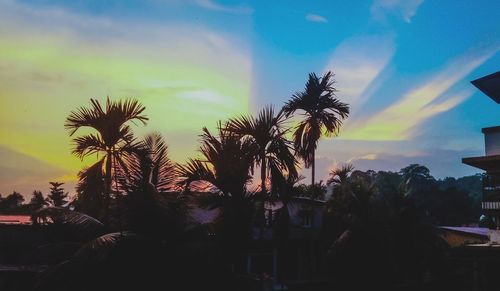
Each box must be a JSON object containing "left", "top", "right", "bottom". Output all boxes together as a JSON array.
[
  {"left": 227, "top": 106, "right": 298, "bottom": 195},
  {"left": 120, "top": 132, "right": 175, "bottom": 193},
  {"left": 177, "top": 121, "right": 255, "bottom": 199},
  {"left": 65, "top": 98, "right": 148, "bottom": 224},
  {"left": 282, "top": 71, "right": 349, "bottom": 191},
  {"left": 177, "top": 122, "right": 257, "bottom": 271},
  {"left": 75, "top": 159, "right": 106, "bottom": 220},
  {"left": 118, "top": 133, "right": 185, "bottom": 239}
]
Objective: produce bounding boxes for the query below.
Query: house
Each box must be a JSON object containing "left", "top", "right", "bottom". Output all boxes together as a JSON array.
[
  {"left": 462, "top": 71, "right": 500, "bottom": 231},
  {"left": 187, "top": 194, "right": 327, "bottom": 290}
]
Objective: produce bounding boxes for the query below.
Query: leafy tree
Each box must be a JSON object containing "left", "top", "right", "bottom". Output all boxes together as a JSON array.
[
  {"left": 282, "top": 71, "right": 349, "bottom": 193},
  {"left": 65, "top": 98, "right": 148, "bottom": 223},
  {"left": 0, "top": 191, "right": 25, "bottom": 212},
  {"left": 48, "top": 182, "right": 69, "bottom": 207},
  {"left": 30, "top": 190, "right": 48, "bottom": 210}
]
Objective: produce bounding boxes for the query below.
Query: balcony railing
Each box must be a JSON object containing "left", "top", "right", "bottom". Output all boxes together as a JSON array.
[{"left": 482, "top": 174, "right": 500, "bottom": 210}]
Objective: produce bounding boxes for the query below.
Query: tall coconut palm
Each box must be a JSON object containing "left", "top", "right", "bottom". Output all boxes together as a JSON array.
[
  {"left": 227, "top": 106, "right": 298, "bottom": 195},
  {"left": 65, "top": 98, "right": 148, "bottom": 223},
  {"left": 282, "top": 71, "right": 349, "bottom": 190}
]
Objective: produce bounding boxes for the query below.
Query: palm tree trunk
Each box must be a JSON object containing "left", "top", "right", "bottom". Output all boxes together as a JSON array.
[
  {"left": 261, "top": 152, "right": 266, "bottom": 195},
  {"left": 311, "top": 150, "right": 315, "bottom": 189},
  {"left": 104, "top": 149, "right": 112, "bottom": 225}
]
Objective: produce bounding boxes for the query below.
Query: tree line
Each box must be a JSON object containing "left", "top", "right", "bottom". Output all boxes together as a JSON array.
[{"left": 0, "top": 71, "right": 486, "bottom": 290}]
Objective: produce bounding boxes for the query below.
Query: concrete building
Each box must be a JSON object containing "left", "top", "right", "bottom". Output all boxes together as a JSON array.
[{"left": 462, "top": 71, "right": 500, "bottom": 229}]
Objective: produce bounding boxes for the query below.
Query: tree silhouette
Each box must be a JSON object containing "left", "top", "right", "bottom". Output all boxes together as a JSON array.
[
  {"left": 0, "top": 191, "right": 25, "bottom": 212},
  {"left": 65, "top": 98, "right": 148, "bottom": 223},
  {"left": 30, "top": 190, "right": 48, "bottom": 210},
  {"left": 227, "top": 106, "right": 297, "bottom": 195},
  {"left": 119, "top": 132, "right": 185, "bottom": 240},
  {"left": 120, "top": 132, "right": 175, "bottom": 193},
  {"left": 283, "top": 71, "right": 349, "bottom": 192},
  {"left": 177, "top": 121, "right": 255, "bottom": 200},
  {"left": 75, "top": 159, "right": 106, "bottom": 219},
  {"left": 48, "top": 182, "right": 69, "bottom": 207},
  {"left": 177, "top": 121, "right": 256, "bottom": 252}
]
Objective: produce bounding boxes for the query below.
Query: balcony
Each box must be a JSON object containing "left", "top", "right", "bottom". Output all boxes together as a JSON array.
[{"left": 482, "top": 174, "right": 500, "bottom": 210}]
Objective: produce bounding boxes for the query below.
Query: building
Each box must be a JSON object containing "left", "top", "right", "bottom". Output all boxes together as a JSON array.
[{"left": 462, "top": 71, "right": 500, "bottom": 229}]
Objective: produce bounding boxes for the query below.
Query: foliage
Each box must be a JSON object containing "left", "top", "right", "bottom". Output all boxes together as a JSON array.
[
  {"left": 65, "top": 97, "right": 148, "bottom": 223},
  {"left": 74, "top": 159, "right": 106, "bottom": 220},
  {"left": 282, "top": 71, "right": 349, "bottom": 194},
  {"left": 227, "top": 106, "right": 298, "bottom": 194},
  {"left": 177, "top": 121, "right": 257, "bottom": 264},
  {"left": 0, "top": 191, "right": 25, "bottom": 213},
  {"left": 48, "top": 182, "right": 69, "bottom": 207},
  {"left": 30, "top": 190, "right": 48, "bottom": 210},
  {"left": 32, "top": 206, "right": 106, "bottom": 240},
  {"left": 177, "top": 121, "right": 255, "bottom": 198}
]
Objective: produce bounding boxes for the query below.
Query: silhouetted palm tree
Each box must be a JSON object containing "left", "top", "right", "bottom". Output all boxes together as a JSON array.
[
  {"left": 118, "top": 133, "right": 186, "bottom": 239},
  {"left": 177, "top": 122, "right": 257, "bottom": 271},
  {"left": 227, "top": 106, "right": 298, "bottom": 195},
  {"left": 65, "top": 98, "right": 148, "bottom": 223},
  {"left": 177, "top": 121, "right": 255, "bottom": 200},
  {"left": 283, "top": 71, "right": 349, "bottom": 191},
  {"left": 75, "top": 159, "right": 106, "bottom": 219},
  {"left": 120, "top": 132, "right": 175, "bottom": 193}
]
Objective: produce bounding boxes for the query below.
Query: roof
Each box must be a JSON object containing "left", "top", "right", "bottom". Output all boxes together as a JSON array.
[
  {"left": 482, "top": 125, "right": 500, "bottom": 134},
  {"left": 439, "top": 226, "right": 489, "bottom": 238},
  {"left": 0, "top": 215, "right": 32, "bottom": 225},
  {"left": 462, "top": 155, "right": 500, "bottom": 172},
  {"left": 471, "top": 71, "right": 500, "bottom": 103},
  {"left": 290, "top": 197, "right": 326, "bottom": 204}
]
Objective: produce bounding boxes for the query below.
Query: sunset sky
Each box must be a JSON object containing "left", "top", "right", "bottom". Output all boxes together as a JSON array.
[{"left": 0, "top": 0, "right": 499, "bottom": 197}]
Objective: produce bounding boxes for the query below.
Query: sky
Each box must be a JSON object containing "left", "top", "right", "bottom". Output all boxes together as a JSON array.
[{"left": 0, "top": 0, "right": 499, "bottom": 197}]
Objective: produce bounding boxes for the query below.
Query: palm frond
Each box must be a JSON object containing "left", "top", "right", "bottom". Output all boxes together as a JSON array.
[
  {"left": 32, "top": 207, "right": 105, "bottom": 238},
  {"left": 65, "top": 99, "right": 105, "bottom": 136},
  {"left": 327, "top": 164, "right": 354, "bottom": 186},
  {"left": 71, "top": 134, "right": 106, "bottom": 160},
  {"left": 72, "top": 231, "right": 140, "bottom": 262}
]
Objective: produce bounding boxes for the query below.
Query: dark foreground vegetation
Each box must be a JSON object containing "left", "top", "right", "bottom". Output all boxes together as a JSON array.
[{"left": 0, "top": 72, "right": 490, "bottom": 291}]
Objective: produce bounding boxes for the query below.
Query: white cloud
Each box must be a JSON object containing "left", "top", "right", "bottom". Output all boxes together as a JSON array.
[
  {"left": 194, "top": 0, "right": 253, "bottom": 14},
  {"left": 371, "top": 0, "right": 424, "bottom": 23},
  {"left": 343, "top": 47, "right": 499, "bottom": 141},
  {"left": 305, "top": 13, "right": 328, "bottom": 23},
  {"left": 324, "top": 34, "right": 395, "bottom": 115}
]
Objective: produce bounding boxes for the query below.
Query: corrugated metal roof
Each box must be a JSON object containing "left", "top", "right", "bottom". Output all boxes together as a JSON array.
[{"left": 0, "top": 215, "right": 32, "bottom": 225}]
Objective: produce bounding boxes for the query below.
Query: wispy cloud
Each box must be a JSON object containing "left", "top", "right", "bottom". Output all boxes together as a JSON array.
[
  {"left": 194, "top": 0, "right": 253, "bottom": 14},
  {"left": 324, "top": 34, "right": 395, "bottom": 113},
  {"left": 0, "top": 145, "right": 73, "bottom": 197},
  {"left": 343, "top": 47, "right": 499, "bottom": 141},
  {"left": 0, "top": 0, "right": 253, "bottom": 192},
  {"left": 305, "top": 13, "right": 328, "bottom": 23},
  {"left": 371, "top": 0, "right": 424, "bottom": 23}
]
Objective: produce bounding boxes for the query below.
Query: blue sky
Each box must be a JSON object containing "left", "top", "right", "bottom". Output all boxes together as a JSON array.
[{"left": 0, "top": 0, "right": 499, "bottom": 195}]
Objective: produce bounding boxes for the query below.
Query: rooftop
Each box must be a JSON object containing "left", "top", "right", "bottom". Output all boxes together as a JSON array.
[
  {"left": 462, "top": 155, "right": 500, "bottom": 172},
  {"left": 471, "top": 71, "right": 500, "bottom": 104},
  {"left": 0, "top": 215, "right": 32, "bottom": 225}
]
